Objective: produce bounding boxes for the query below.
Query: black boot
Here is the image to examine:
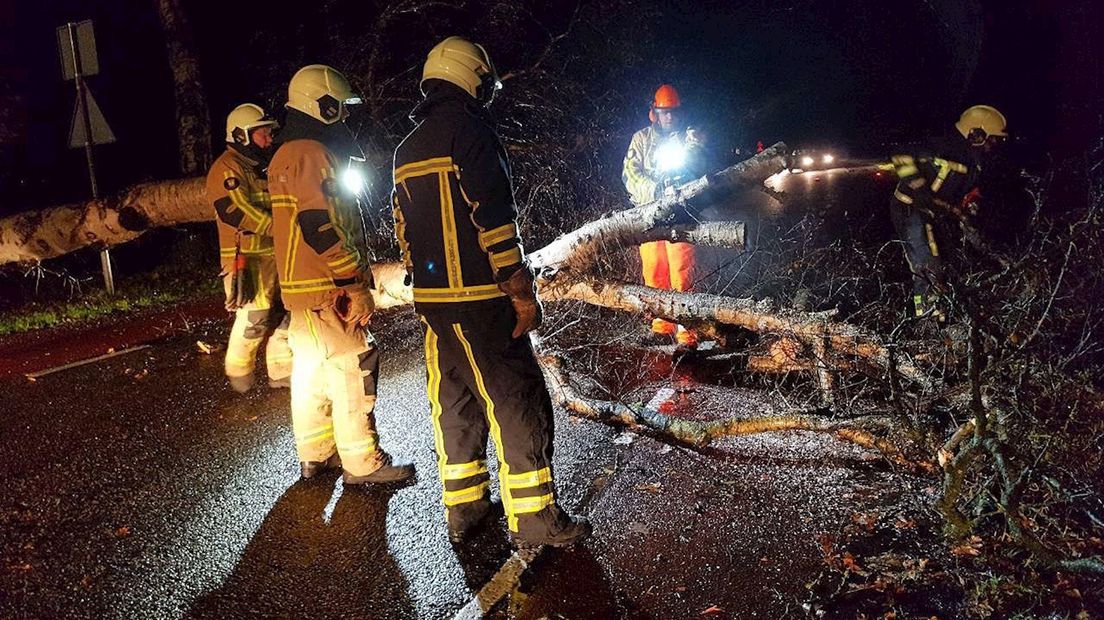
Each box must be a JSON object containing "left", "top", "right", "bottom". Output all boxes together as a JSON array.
[
  {"left": 343, "top": 460, "right": 416, "bottom": 486},
  {"left": 448, "top": 498, "right": 496, "bottom": 543},
  {"left": 300, "top": 453, "right": 342, "bottom": 479},
  {"left": 511, "top": 504, "right": 592, "bottom": 548}
]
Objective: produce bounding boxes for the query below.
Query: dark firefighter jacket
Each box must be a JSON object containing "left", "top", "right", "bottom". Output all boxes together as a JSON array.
[
  {"left": 267, "top": 138, "right": 371, "bottom": 311},
  {"left": 391, "top": 81, "right": 525, "bottom": 315},
  {"left": 890, "top": 136, "right": 980, "bottom": 215},
  {"left": 205, "top": 147, "right": 274, "bottom": 273}
]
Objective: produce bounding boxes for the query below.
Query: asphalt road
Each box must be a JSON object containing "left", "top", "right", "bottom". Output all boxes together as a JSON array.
[{"left": 0, "top": 165, "right": 945, "bottom": 619}]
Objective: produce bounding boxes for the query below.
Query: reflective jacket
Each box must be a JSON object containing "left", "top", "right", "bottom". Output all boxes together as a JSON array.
[
  {"left": 205, "top": 148, "right": 274, "bottom": 273},
  {"left": 391, "top": 83, "right": 524, "bottom": 314},
  {"left": 267, "top": 139, "right": 371, "bottom": 311},
  {"left": 889, "top": 137, "right": 980, "bottom": 215},
  {"left": 622, "top": 125, "right": 704, "bottom": 206}
]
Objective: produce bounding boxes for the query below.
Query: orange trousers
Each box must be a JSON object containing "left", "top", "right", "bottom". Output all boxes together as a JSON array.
[{"left": 640, "top": 240, "right": 696, "bottom": 335}]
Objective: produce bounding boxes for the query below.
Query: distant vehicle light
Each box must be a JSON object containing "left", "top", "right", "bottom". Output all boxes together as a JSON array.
[
  {"left": 822, "top": 154, "right": 834, "bottom": 165},
  {"left": 800, "top": 156, "right": 815, "bottom": 167},
  {"left": 656, "top": 140, "right": 688, "bottom": 173},
  {"left": 342, "top": 167, "right": 366, "bottom": 194}
]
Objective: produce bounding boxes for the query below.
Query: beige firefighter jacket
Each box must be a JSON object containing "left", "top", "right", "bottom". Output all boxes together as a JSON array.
[{"left": 267, "top": 139, "right": 372, "bottom": 312}]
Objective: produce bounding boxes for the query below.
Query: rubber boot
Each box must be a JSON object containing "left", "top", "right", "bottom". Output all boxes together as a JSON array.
[
  {"left": 228, "top": 373, "right": 255, "bottom": 394},
  {"left": 343, "top": 460, "right": 416, "bottom": 486}
]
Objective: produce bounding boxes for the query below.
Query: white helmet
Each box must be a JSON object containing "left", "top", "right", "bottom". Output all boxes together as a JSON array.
[
  {"left": 286, "top": 64, "right": 362, "bottom": 125},
  {"left": 225, "top": 103, "right": 277, "bottom": 145},
  {"left": 421, "top": 36, "right": 501, "bottom": 106}
]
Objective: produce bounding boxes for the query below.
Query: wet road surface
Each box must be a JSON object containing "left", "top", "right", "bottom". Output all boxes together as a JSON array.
[{"left": 0, "top": 165, "right": 944, "bottom": 618}]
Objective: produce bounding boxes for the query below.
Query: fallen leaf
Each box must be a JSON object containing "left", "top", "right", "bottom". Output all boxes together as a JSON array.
[
  {"left": 612, "top": 432, "right": 636, "bottom": 445},
  {"left": 700, "top": 605, "right": 725, "bottom": 616},
  {"left": 894, "top": 516, "right": 918, "bottom": 530},
  {"left": 951, "top": 536, "right": 982, "bottom": 557},
  {"left": 196, "top": 341, "right": 213, "bottom": 354},
  {"left": 635, "top": 482, "right": 662, "bottom": 494},
  {"left": 248, "top": 416, "right": 258, "bottom": 422},
  {"left": 115, "top": 526, "right": 132, "bottom": 538},
  {"left": 133, "top": 369, "right": 149, "bottom": 380}
]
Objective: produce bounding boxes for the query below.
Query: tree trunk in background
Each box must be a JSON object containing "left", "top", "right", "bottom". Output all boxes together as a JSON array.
[{"left": 155, "top": 0, "right": 211, "bottom": 176}]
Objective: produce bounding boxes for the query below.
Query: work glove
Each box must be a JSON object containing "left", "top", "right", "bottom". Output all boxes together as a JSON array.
[
  {"left": 498, "top": 266, "right": 543, "bottom": 338},
  {"left": 335, "top": 284, "right": 375, "bottom": 327}
]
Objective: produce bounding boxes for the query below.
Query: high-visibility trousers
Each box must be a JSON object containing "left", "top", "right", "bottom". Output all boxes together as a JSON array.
[
  {"left": 223, "top": 255, "right": 291, "bottom": 383},
  {"left": 287, "top": 308, "right": 387, "bottom": 477},
  {"left": 640, "top": 240, "right": 696, "bottom": 335},
  {"left": 419, "top": 300, "right": 559, "bottom": 533},
  {"left": 889, "top": 198, "right": 944, "bottom": 317}
]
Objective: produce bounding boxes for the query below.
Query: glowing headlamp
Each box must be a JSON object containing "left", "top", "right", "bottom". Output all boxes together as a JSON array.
[{"left": 655, "top": 140, "right": 688, "bottom": 173}]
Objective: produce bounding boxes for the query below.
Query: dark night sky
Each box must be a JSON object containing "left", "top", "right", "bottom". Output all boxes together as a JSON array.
[{"left": 1, "top": 0, "right": 1101, "bottom": 215}]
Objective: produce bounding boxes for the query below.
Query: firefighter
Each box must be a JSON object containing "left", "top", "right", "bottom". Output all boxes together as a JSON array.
[
  {"left": 622, "top": 84, "right": 704, "bottom": 348},
  {"left": 205, "top": 103, "right": 291, "bottom": 393},
  {"left": 268, "top": 65, "right": 414, "bottom": 485},
  {"left": 888, "top": 104, "right": 1009, "bottom": 320},
  {"left": 391, "top": 36, "right": 590, "bottom": 547}
]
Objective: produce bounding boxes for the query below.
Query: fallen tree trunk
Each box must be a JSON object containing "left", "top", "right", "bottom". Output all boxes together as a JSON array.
[
  {"left": 530, "top": 143, "right": 786, "bottom": 276},
  {"left": 0, "top": 177, "right": 207, "bottom": 264},
  {"left": 542, "top": 279, "right": 933, "bottom": 390}
]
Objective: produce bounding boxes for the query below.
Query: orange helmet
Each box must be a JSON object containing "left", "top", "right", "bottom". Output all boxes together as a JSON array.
[
  {"left": 652, "top": 84, "right": 681, "bottom": 109},
  {"left": 650, "top": 84, "right": 681, "bottom": 123}
]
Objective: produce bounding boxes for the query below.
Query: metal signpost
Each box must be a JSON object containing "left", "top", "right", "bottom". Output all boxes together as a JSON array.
[{"left": 57, "top": 20, "right": 117, "bottom": 294}]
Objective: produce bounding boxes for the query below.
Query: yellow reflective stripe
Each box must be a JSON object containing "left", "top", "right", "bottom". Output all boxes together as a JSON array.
[
  {"left": 893, "top": 188, "right": 914, "bottom": 205},
  {"left": 444, "top": 481, "right": 490, "bottom": 507},
  {"left": 895, "top": 164, "right": 919, "bottom": 178},
  {"left": 913, "top": 294, "right": 925, "bottom": 316},
  {"left": 441, "top": 460, "right": 489, "bottom": 481},
  {"left": 440, "top": 171, "right": 463, "bottom": 288},
  {"left": 296, "top": 424, "right": 334, "bottom": 444},
  {"left": 452, "top": 324, "right": 515, "bottom": 527},
  {"left": 412, "top": 285, "right": 506, "bottom": 303},
  {"left": 271, "top": 194, "right": 297, "bottom": 207},
  {"left": 490, "top": 246, "right": 523, "bottom": 270},
  {"left": 394, "top": 156, "right": 455, "bottom": 183},
  {"left": 327, "top": 253, "right": 358, "bottom": 273},
  {"left": 504, "top": 467, "right": 552, "bottom": 490},
  {"left": 891, "top": 155, "right": 914, "bottom": 165},
  {"left": 224, "top": 172, "right": 272, "bottom": 233},
  {"left": 238, "top": 247, "right": 274, "bottom": 256},
  {"left": 338, "top": 436, "right": 378, "bottom": 456},
  {"left": 303, "top": 310, "right": 320, "bottom": 349},
  {"left": 225, "top": 353, "right": 252, "bottom": 367},
  {"left": 933, "top": 157, "right": 968, "bottom": 173},
  {"left": 925, "top": 223, "right": 940, "bottom": 257},
  {"left": 422, "top": 318, "right": 449, "bottom": 487},
  {"left": 281, "top": 278, "right": 335, "bottom": 293},
  {"left": 220, "top": 248, "right": 237, "bottom": 257},
  {"left": 479, "top": 223, "right": 519, "bottom": 249},
  {"left": 510, "top": 493, "right": 554, "bottom": 515}
]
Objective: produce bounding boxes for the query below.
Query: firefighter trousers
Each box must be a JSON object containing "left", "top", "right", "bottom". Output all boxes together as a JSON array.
[
  {"left": 418, "top": 300, "right": 559, "bottom": 532},
  {"left": 287, "top": 308, "right": 387, "bottom": 477},
  {"left": 640, "top": 240, "right": 696, "bottom": 335},
  {"left": 225, "top": 309, "right": 291, "bottom": 383},
  {"left": 889, "top": 200, "right": 945, "bottom": 316}
]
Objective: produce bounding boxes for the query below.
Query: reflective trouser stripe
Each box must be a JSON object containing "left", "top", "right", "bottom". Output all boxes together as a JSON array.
[
  {"left": 422, "top": 318, "right": 450, "bottom": 495},
  {"left": 338, "top": 436, "right": 377, "bottom": 456},
  {"left": 504, "top": 467, "right": 552, "bottom": 490},
  {"left": 511, "top": 493, "right": 554, "bottom": 515},
  {"left": 441, "top": 460, "right": 489, "bottom": 481},
  {"left": 444, "top": 481, "right": 490, "bottom": 507},
  {"left": 296, "top": 425, "right": 335, "bottom": 446},
  {"left": 925, "top": 223, "right": 940, "bottom": 257}
]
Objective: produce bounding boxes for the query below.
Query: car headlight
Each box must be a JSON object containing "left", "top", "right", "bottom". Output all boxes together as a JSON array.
[
  {"left": 341, "top": 167, "right": 366, "bottom": 195},
  {"left": 822, "top": 153, "right": 834, "bottom": 165},
  {"left": 800, "top": 155, "right": 815, "bottom": 168},
  {"left": 655, "top": 141, "right": 687, "bottom": 173}
]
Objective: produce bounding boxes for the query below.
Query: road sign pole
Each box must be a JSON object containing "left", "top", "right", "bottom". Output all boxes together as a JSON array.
[{"left": 66, "top": 22, "right": 114, "bottom": 295}]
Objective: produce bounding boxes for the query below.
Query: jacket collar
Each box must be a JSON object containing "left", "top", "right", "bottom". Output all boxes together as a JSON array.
[{"left": 410, "top": 80, "right": 488, "bottom": 123}]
